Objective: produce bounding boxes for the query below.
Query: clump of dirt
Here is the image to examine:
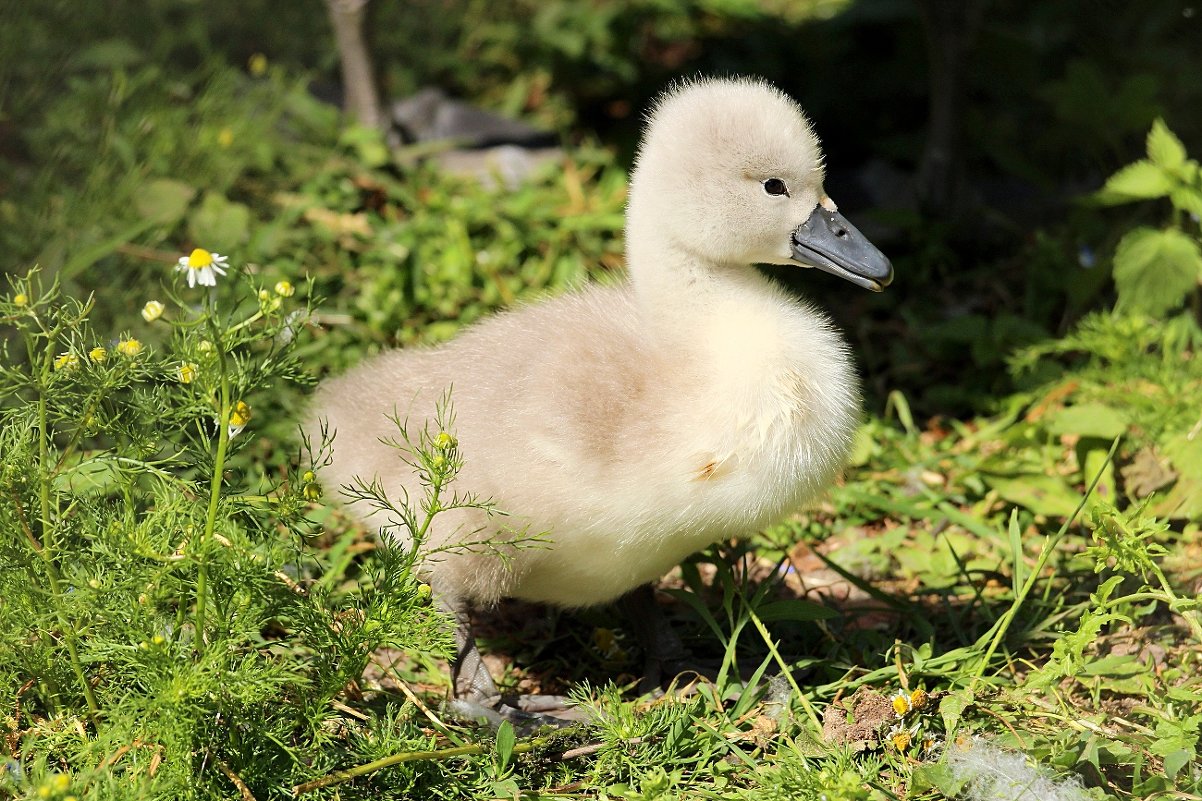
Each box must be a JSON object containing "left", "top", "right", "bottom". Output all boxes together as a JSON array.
[{"left": 821, "top": 686, "right": 896, "bottom": 750}]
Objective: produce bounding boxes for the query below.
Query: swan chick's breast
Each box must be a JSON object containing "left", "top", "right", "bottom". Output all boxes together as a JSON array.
[{"left": 504, "top": 292, "right": 860, "bottom": 607}]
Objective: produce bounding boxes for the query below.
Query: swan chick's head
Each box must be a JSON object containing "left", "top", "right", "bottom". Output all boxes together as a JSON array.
[{"left": 628, "top": 76, "right": 892, "bottom": 291}]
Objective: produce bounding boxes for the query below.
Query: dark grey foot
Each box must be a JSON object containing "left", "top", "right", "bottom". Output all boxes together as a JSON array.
[
  {"left": 449, "top": 693, "right": 587, "bottom": 732},
  {"left": 439, "top": 592, "right": 586, "bottom": 731}
]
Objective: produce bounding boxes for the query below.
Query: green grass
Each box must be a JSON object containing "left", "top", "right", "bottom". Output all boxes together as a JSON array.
[{"left": 2, "top": 28, "right": 1201, "bottom": 801}]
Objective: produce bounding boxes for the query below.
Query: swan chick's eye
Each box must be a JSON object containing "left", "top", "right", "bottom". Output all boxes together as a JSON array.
[{"left": 763, "top": 178, "right": 790, "bottom": 197}]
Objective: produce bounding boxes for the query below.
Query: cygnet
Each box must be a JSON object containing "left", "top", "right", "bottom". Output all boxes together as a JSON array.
[{"left": 311, "top": 76, "right": 893, "bottom": 710}]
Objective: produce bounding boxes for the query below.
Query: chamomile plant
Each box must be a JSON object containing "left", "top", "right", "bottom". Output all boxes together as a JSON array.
[{"left": 0, "top": 257, "right": 452, "bottom": 798}]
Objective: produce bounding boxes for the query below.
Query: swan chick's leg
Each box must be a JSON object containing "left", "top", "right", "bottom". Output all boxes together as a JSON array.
[
  {"left": 439, "top": 592, "right": 585, "bottom": 728},
  {"left": 438, "top": 592, "right": 500, "bottom": 704},
  {"left": 617, "top": 583, "right": 693, "bottom": 696}
]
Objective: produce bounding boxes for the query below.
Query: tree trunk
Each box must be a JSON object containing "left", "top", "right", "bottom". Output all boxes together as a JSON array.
[
  {"left": 325, "top": 0, "right": 383, "bottom": 130},
  {"left": 913, "top": 0, "right": 988, "bottom": 219}
]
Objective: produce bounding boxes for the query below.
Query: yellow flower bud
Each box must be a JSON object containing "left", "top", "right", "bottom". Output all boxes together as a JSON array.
[
  {"left": 89, "top": 346, "right": 107, "bottom": 363},
  {"left": 217, "top": 127, "right": 234, "bottom": 148},
  {"left": 435, "top": 431, "right": 456, "bottom": 450},
  {"left": 303, "top": 482, "right": 322, "bottom": 502},
  {"left": 258, "top": 289, "right": 271, "bottom": 302},
  {"left": 54, "top": 352, "right": 79, "bottom": 371},
  {"left": 302, "top": 470, "right": 316, "bottom": 484},
  {"left": 248, "top": 53, "right": 268, "bottom": 76},
  {"left": 141, "top": 300, "right": 165, "bottom": 322},
  {"left": 274, "top": 280, "right": 295, "bottom": 297},
  {"left": 13, "top": 292, "right": 28, "bottom": 307},
  {"left": 229, "top": 400, "right": 251, "bottom": 428},
  {"left": 177, "top": 362, "right": 198, "bottom": 384},
  {"left": 227, "top": 400, "right": 252, "bottom": 438},
  {"left": 117, "top": 339, "right": 144, "bottom": 358}
]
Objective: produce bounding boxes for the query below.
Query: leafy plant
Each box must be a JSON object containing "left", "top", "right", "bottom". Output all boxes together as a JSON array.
[
  {"left": 0, "top": 263, "right": 453, "bottom": 798},
  {"left": 1095, "top": 119, "right": 1202, "bottom": 317}
]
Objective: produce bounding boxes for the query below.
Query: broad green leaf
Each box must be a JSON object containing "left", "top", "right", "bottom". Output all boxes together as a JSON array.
[
  {"left": 1162, "top": 748, "right": 1191, "bottom": 780},
  {"left": 1096, "top": 160, "right": 1173, "bottom": 204},
  {"left": 938, "top": 688, "right": 974, "bottom": 734},
  {"left": 135, "top": 178, "right": 196, "bottom": 226},
  {"left": 984, "top": 473, "right": 1081, "bottom": 518},
  {"left": 1149, "top": 714, "right": 1200, "bottom": 779},
  {"left": 494, "top": 720, "right": 515, "bottom": 771},
  {"left": 189, "top": 191, "right": 251, "bottom": 251},
  {"left": 1147, "top": 118, "right": 1187, "bottom": 171},
  {"left": 1044, "top": 402, "right": 1129, "bottom": 439},
  {"left": 1112, "top": 227, "right": 1202, "bottom": 316}
]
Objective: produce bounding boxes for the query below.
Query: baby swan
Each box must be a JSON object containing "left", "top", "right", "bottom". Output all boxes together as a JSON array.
[{"left": 312, "top": 76, "right": 892, "bottom": 706}]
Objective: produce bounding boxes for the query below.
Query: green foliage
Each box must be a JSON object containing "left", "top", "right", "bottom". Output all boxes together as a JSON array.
[
  {"left": 0, "top": 265, "right": 453, "bottom": 799},
  {"left": 298, "top": 151, "right": 627, "bottom": 349},
  {"left": 1096, "top": 120, "right": 1202, "bottom": 316}
]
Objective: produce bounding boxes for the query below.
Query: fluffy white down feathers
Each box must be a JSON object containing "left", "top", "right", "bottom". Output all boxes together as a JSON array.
[{"left": 310, "top": 77, "right": 861, "bottom": 607}]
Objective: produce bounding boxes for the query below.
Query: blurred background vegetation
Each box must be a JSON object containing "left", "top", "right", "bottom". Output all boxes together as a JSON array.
[{"left": 3, "top": 0, "right": 1201, "bottom": 415}]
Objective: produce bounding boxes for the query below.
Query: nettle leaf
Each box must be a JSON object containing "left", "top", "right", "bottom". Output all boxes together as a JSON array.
[
  {"left": 1112, "top": 227, "right": 1202, "bottom": 316},
  {"left": 1096, "top": 160, "right": 1174, "bottom": 204},
  {"left": 1147, "top": 118, "right": 1187, "bottom": 172}
]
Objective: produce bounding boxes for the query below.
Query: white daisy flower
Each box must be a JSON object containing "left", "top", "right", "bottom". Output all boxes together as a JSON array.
[{"left": 175, "top": 248, "right": 229, "bottom": 288}]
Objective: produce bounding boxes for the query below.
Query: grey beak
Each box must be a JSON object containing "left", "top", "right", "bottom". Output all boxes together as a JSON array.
[{"left": 790, "top": 205, "right": 894, "bottom": 292}]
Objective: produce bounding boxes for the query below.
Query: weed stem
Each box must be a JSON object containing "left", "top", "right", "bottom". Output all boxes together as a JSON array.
[
  {"left": 292, "top": 729, "right": 610, "bottom": 795},
  {"left": 195, "top": 319, "right": 233, "bottom": 653},
  {"left": 32, "top": 331, "right": 101, "bottom": 721}
]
